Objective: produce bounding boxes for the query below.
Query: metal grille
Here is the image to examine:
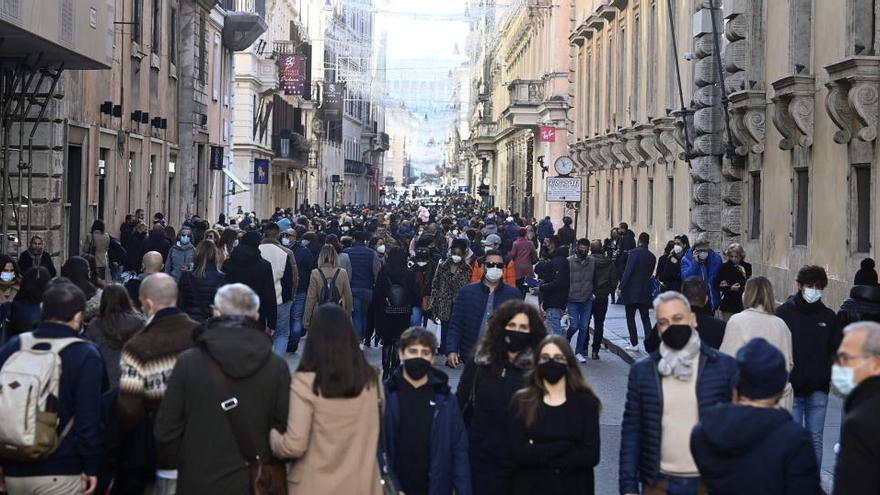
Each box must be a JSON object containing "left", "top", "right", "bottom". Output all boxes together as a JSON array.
[{"left": 60, "top": 0, "right": 75, "bottom": 43}]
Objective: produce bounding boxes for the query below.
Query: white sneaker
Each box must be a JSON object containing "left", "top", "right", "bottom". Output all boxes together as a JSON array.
[
  {"left": 575, "top": 353, "right": 587, "bottom": 363},
  {"left": 625, "top": 344, "right": 640, "bottom": 352}
]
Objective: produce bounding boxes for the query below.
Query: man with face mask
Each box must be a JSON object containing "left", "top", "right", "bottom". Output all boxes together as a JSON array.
[
  {"left": 382, "top": 327, "right": 472, "bottom": 495},
  {"left": 165, "top": 227, "right": 195, "bottom": 282},
  {"left": 445, "top": 250, "right": 521, "bottom": 368},
  {"left": 775, "top": 265, "right": 841, "bottom": 467},
  {"left": 831, "top": 321, "right": 880, "bottom": 495},
  {"left": 619, "top": 291, "right": 737, "bottom": 495},
  {"left": 680, "top": 235, "right": 723, "bottom": 311}
]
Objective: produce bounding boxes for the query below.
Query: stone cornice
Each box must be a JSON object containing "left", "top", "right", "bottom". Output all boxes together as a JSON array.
[
  {"left": 729, "top": 90, "right": 767, "bottom": 156},
  {"left": 770, "top": 74, "right": 816, "bottom": 150},
  {"left": 824, "top": 56, "right": 880, "bottom": 144}
]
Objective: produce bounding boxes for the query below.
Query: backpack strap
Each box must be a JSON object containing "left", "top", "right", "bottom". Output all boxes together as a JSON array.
[
  {"left": 318, "top": 268, "right": 329, "bottom": 284},
  {"left": 18, "top": 334, "right": 85, "bottom": 354},
  {"left": 330, "top": 268, "right": 340, "bottom": 284}
]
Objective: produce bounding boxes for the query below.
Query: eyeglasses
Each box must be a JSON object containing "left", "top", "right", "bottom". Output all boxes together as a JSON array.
[
  {"left": 485, "top": 262, "right": 504, "bottom": 269},
  {"left": 834, "top": 352, "right": 877, "bottom": 366}
]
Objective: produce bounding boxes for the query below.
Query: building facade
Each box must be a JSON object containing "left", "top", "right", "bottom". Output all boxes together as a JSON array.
[{"left": 569, "top": 0, "right": 880, "bottom": 307}]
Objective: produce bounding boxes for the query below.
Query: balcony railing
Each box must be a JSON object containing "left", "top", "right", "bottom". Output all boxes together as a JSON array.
[
  {"left": 475, "top": 121, "right": 497, "bottom": 139},
  {"left": 272, "top": 130, "right": 309, "bottom": 169},
  {"left": 222, "top": 0, "right": 268, "bottom": 50},
  {"left": 345, "top": 159, "right": 366, "bottom": 175},
  {"left": 508, "top": 79, "right": 545, "bottom": 107},
  {"left": 224, "top": 0, "right": 266, "bottom": 16}
]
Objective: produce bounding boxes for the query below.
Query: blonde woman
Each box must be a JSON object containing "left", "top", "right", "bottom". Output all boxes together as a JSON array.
[
  {"left": 303, "top": 244, "right": 353, "bottom": 329},
  {"left": 716, "top": 243, "right": 752, "bottom": 320},
  {"left": 720, "top": 276, "right": 793, "bottom": 410}
]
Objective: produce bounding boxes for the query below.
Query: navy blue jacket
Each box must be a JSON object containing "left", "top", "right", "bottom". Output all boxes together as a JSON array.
[
  {"left": 691, "top": 404, "right": 822, "bottom": 495},
  {"left": 538, "top": 246, "right": 570, "bottom": 309},
  {"left": 619, "top": 345, "right": 738, "bottom": 495},
  {"left": 775, "top": 293, "right": 841, "bottom": 396},
  {"left": 446, "top": 281, "right": 521, "bottom": 360},
  {"left": 537, "top": 219, "right": 554, "bottom": 242},
  {"left": 0, "top": 323, "right": 106, "bottom": 477},
  {"left": 346, "top": 242, "right": 377, "bottom": 290},
  {"left": 292, "top": 241, "right": 316, "bottom": 295},
  {"left": 618, "top": 245, "right": 657, "bottom": 306},
  {"left": 384, "top": 367, "right": 472, "bottom": 495}
]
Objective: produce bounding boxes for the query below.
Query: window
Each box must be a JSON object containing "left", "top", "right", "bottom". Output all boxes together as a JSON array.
[
  {"left": 632, "top": 177, "right": 638, "bottom": 224},
  {"left": 794, "top": 169, "right": 809, "bottom": 245},
  {"left": 197, "top": 13, "right": 207, "bottom": 83},
  {"left": 632, "top": 12, "right": 640, "bottom": 122},
  {"left": 151, "top": 0, "right": 161, "bottom": 53},
  {"left": 750, "top": 172, "right": 761, "bottom": 239},
  {"left": 666, "top": 176, "right": 674, "bottom": 229},
  {"left": 647, "top": 178, "right": 654, "bottom": 226},
  {"left": 169, "top": 7, "right": 177, "bottom": 64},
  {"left": 212, "top": 33, "right": 222, "bottom": 101},
  {"left": 594, "top": 178, "right": 600, "bottom": 217},
  {"left": 855, "top": 166, "right": 872, "bottom": 252},
  {"left": 606, "top": 34, "right": 613, "bottom": 131},
  {"left": 666, "top": 0, "right": 677, "bottom": 110},
  {"left": 618, "top": 21, "right": 626, "bottom": 127},
  {"left": 132, "top": 0, "right": 143, "bottom": 43},
  {"left": 606, "top": 179, "right": 612, "bottom": 221},
  {"left": 617, "top": 178, "right": 623, "bottom": 225}
]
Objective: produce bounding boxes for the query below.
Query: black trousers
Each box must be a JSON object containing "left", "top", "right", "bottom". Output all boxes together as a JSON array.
[
  {"left": 625, "top": 303, "right": 651, "bottom": 347},
  {"left": 591, "top": 295, "right": 609, "bottom": 353}
]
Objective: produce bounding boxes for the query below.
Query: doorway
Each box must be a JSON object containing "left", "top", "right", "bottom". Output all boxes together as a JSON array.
[{"left": 67, "top": 145, "right": 83, "bottom": 257}]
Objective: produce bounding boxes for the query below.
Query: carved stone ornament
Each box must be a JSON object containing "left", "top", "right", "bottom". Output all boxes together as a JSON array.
[
  {"left": 652, "top": 116, "right": 679, "bottom": 164},
  {"left": 635, "top": 123, "right": 662, "bottom": 167},
  {"left": 824, "top": 56, "right": 880, "bottom": 144},
  {"left": 587, "top": 138, "right": 605, "bottom": 169},
  {"left": 600, "top": 139, "right": 617, "bottom": 169},
  {"left": 770, "top": 74, "right": 815, "bottom": 150},
  {"left": 609, "top": 133, "right": 629, "bottom": 166},
  {"left": 729, "top": 90, "right": 767, "bottom": 155}
]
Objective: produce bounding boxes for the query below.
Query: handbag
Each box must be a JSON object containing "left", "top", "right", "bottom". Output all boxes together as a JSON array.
[
  {"left": 205, "top": 353, "right": 287, "bottom": 495},
  {"left": 376, "top": 387, "right": 399, "bottom": 495}
]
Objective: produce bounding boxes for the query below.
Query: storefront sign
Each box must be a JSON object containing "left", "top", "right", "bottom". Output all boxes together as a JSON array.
[
  {"left": 279, "top": 54, "right": 308, "bottom": 96},
  {"left": 323, "top": 82, "right": 344, "bottom": 119},
  {"left": 539, "top": 126, "right": 556, "bottom": 142}
]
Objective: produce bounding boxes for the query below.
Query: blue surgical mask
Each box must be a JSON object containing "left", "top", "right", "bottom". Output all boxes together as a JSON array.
[
  {"left": 180, "top": 235, "right": 190, "bottom": 245},
  {"left": 698, "top": 251, "right": 708, "bottom": 261},
  {"left": 832, "top": 365, "right": 856, "bottom": 396},
  {"left": 803, "top": 288, "right": 822, "bottom": 303}
]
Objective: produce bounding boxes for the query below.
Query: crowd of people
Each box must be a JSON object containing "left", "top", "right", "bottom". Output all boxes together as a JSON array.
[{"left": 0, "top": 195, "right": 877, "bottom": 494}]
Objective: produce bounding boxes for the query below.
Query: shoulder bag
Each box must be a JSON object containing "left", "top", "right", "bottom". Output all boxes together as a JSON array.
[{"left": 205, "top": 353, "right": 287, "bottom": 495}]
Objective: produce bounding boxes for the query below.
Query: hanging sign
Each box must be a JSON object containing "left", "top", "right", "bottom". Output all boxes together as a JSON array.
[
  {"left": 254, "top": 159, "right": 270, "bottom": 184},
  {"left": 539, "top": 126, "right": 556, "bottom": 142},
  {"left": 209, "top": 145, "right": 224, "bottom": 170},
  {"left": 278, "top": 54, "right": 307, "bottom": 96}
]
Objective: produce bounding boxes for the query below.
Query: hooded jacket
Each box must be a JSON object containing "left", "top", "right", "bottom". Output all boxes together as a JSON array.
[
  {"left": 690, "top": 404, "right": 821, "bottom": 495},
  {"left": 153, "top": 316, "right": 290, "bottom": 495},
  {"left": 165, "top": 241, "right": 195, "bottom": 281},
  {"left": 222, "top": 245, "right": 277, "bottom": 329},
  {"left": 619, "top": 345, "right": 738, "bottom": 494},
  {"left": 775, "top": 293, "right": 841, "bottom": 396},
  {"left": 539, "top": 246, "right": 571, "bottom": 309},
  {"left": 384, "top": 367, "right": 472, "bottom": 495}
]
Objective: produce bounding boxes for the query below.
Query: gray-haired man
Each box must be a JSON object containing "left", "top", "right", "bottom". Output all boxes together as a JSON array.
[{"left": 154, "top": 284, "right": 290, "bottom": 494}]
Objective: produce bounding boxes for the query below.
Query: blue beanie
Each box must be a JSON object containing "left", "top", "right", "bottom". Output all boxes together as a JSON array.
[{"left": 735, "top": 338, "right": 788, "bottom": 400}]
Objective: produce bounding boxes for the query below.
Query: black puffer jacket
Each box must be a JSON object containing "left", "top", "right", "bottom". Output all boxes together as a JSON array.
[
  {"left": 85, "top": 312, "right": 145, "bottom": 386},
  {"left": 222, "top": 245, "right": 277, "bottom": 329},
  {"left": 179, "top": 265, "right": 227, "bottom": 322},
  {"left": 538, "top": 247, "right": 570, "bottom": 309}
]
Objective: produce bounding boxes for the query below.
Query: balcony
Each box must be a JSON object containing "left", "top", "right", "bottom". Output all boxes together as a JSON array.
[
  {"left": 272, "top": 130, "right": 309, "bottom": 170},
  {"left": 505, "top": 80, "right": 544, "bottom": 128},
  {"left": 345, "top": 159, "right": 366, "bottom": 176},
  {"left": 377, "top": 132, "right": 390, "bottom": 151},
  {"left": 223, "top": 0, "right": 268, "bottom": 51},
  {"left": 472, "top": 121, "right": 497, "bottom": 152}
]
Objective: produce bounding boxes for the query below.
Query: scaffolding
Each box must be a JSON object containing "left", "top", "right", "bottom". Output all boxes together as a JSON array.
[{"left": 0, "top": 62, "right": 65, "bottom": 255}]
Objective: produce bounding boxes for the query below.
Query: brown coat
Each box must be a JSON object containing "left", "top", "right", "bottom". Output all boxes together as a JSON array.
[
  {"left": 303, "top": 266, "right": 353, "bottom": 328},
  {"left": 82, "top": 232, "right": 111, "bottom": 268},
  {"left": 270, "top": 372, "right": 382, "bottom": 495}
]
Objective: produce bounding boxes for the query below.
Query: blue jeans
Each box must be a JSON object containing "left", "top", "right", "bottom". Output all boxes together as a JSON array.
[
  {"left": 546, "top": 308, "right": 564, "bottom": 336},
  {"left": 290, "top": 292, "right": 307, "bottom": 346},
  {"left": 410, "top": 306, "right": 430, "bottom": 328},
  {"left": 351, "top": 288, "right": 373, "bottom": 340},
  {"left": 644, "top": 475, "right": 706, "bottom": 495},
  {"left": 792, "top": 391, "right": 828, "bottom": 466},
  {"left": 565, "top": 300, "right": 594, "bottom": 354},
  {"left": 272, "top": 301, "right": 292, "bottom": 355}
]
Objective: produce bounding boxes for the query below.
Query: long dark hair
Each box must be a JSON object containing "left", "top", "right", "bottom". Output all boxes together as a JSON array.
[
  {"left": 663, "top": 240, "right": 675, "bottom": 256},
  {"left": 384, "top": 246, "right": 408, "bottom": 284},
  {"left": 0, "top": 254, "right": 21, "bottom": 281},
  {"left": 478, "top": 299, "right": 547, "bottom": 378},
  {"left": 97, "top": 284, "right": 141, "bottom": 340},
  {"left": 61, "top": 256, "right": 97, "bottom": 299},
  {"left": 513, "top": 335, "right": 600, "bottom": 428},
  {"left": 297, "top": 304, "right": 378, "bottom": 398},
  {"left": 15, "top": 266, "right": 50, "bottom": 303}
]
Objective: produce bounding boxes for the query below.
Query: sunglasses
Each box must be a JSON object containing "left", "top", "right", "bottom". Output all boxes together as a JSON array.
[{"left": 485, "top": 262, "right": 504, "bottom": 269}]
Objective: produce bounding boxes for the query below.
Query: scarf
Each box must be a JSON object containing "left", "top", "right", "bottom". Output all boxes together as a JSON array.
[{"left": 657, "top": 329, "right": 701, "bottom": 381}]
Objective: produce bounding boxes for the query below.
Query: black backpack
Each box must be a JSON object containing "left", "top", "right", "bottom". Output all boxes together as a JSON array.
[
  {"left": 385, "top": 277, "right": 409, "bottom": 315},
  {"left": 318, "top": 269, "right": 343, "bottom": 306}
]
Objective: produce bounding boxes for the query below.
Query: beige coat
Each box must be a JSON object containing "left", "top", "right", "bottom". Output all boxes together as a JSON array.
[
  {"left": 82, "top": 232, "right": 110, "bottom": 268},
  {"left": 720, "top": 307, "right": 794, "bottom": 411},
  {"left": 270, "top": 372, "right": 382, "bottom": 495},
  {"left": 303, "top": 267, "right": 353, "bottom": 328}
]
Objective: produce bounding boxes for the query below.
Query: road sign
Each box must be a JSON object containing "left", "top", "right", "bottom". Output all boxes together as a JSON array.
[
  {"left": 546, "top": 176, "right": 581, "bottom": 202},
  {"left": 539, "top": 126, "right": 556, "bottom": 142}
]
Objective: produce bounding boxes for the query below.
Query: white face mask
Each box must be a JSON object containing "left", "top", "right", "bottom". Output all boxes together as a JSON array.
[
  {"left": 803, "top": 287, "right": 823, "bottom": 304},
  {"left": 281, "top": 238, "right": 291, "bottom": 246},
  {"left": 673, "top": 245, "right": 683, "bottom": 254},
  {"left": 832, "top": 365, "right": 856, "bottom": 396},
  {"left": 0, "top": 272, "right": 14, "bottom": 282},
  {"left": 417, "top": 261, "right": 428, "bottom": 267},
  {"left": 485, "top": 267, "right": 503, "bottom": 282},
  {"left": 377, "top": 244, "right": 386, "bottom": 254},
  {"left": 450, "top": 255, "right": 462, "bottom": 264}
]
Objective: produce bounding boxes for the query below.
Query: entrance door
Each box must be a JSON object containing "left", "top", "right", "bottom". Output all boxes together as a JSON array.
[{"left": 67, "top": 145, "right": 83, "bottom": 257}]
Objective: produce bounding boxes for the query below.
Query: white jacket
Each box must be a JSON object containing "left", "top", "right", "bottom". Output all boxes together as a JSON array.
[
  {"left": 259, "top": 243, "right": 288, "bottom": 305},
  {"left": 720, "top": 307, "right": 794, "bottom": 411}
]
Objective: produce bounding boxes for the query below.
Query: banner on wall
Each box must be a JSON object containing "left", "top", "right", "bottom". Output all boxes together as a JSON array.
[
  {"left": 254, "top": 159, "right": 270, "bottom": 185},
  {"left": 278, "top": 54, "right": 308, "bottom": 96}
]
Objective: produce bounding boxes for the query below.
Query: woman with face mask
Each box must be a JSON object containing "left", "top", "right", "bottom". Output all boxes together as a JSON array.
[
  {"left": 0, "top": 255, "right": 21, "bottom": 303},
  {"left": 409, "top": 248, "right": 436, "bottom": 328},
  {"left": 509, "top": 335, "right": 601, "bottom": 495},
  {"left": 455, "top": 300, "right": 548, "bottom": 495},
  {"left": 431, "top": 239, "right": 473, "bottom": 354},
  {"left": 658, "top": 237, "right": 686, "bottom": 293},
  {"left": 165, "top": 227, "right": 195, "bottom": 282},
  {"left": 374, "top": 247, "right": 420, "bottom": 378},
  {"left": 716, "top": 243, "right": 753, "bottom": 320},
  {"left": 82, "top": 219, "right": 111, "bottom": 280}
]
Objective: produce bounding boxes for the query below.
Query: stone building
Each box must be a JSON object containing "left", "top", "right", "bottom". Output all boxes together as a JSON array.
[{"left": 569, "top": 0, "right": 880, "bottom": 306}]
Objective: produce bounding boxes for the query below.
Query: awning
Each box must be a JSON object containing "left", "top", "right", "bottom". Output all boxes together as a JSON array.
[{"left": 223, "top": 168, "right": 250, "bottom": 194}]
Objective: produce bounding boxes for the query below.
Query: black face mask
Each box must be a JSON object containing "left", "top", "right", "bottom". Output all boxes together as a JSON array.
[
  {"left": 661, "top": 325, "right": 693, "bottom": 350},
  {"left": 403, "top": 358, "right": 431, "bottom": 380},
  {"left": 538, "top": 360, "right": 567, "bottom": 384},
  {"left": 504, "top": 330, "right": 532, "bottom": 353}
]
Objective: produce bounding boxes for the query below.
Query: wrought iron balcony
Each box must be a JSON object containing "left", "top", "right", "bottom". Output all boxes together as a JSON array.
[
  {"left": 223, "top": 0, "right": 268, "bottom": 51},
  {"left": 273, "top": 130, "right": 309, "bottom": 169}
]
